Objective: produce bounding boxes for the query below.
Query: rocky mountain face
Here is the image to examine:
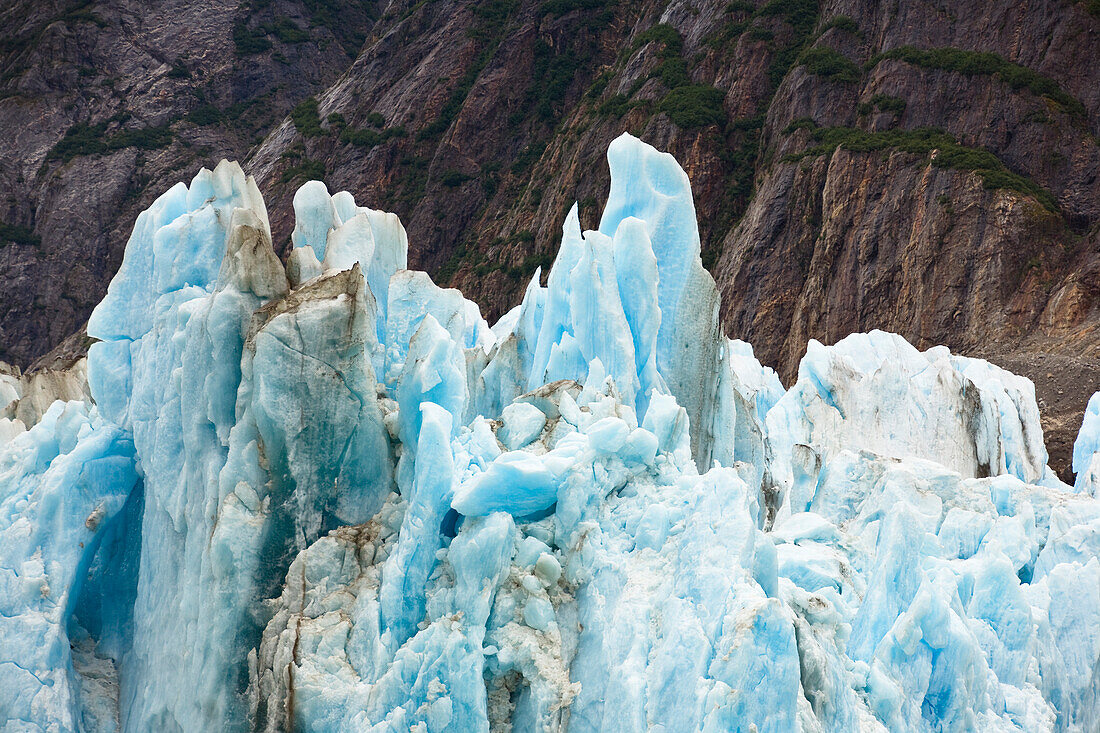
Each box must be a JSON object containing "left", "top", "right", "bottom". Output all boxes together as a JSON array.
[{"left": 1, "top": 0, "right": 1099, "bottom": 477}]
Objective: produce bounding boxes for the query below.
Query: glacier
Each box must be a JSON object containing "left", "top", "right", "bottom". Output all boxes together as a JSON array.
[{"left": 1, "top": 133, "right": 1099, "bottom": 732}]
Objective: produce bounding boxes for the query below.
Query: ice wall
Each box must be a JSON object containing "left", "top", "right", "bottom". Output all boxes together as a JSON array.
[
  {"left": 83, "top": 162, "right": 398, "bottom": 731},
  {"left": 1, "top": 134, "right": 1099, "bottom": 733},
  {"left": 766, "top": 332, "right": 1061, "bottom": 524},
  {"left": 0, "top": 401, "right": 139, "bottom": 732},
  {"left": 1073, "top": 392, "right": 1100, "bottom": 497}
]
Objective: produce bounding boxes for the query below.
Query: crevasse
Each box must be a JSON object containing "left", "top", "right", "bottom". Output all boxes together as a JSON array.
[{"left": 1, "top": 133, "right": 1099, "bottom": 733}]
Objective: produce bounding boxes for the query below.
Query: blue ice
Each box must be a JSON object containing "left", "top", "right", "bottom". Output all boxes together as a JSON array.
[{"left": 0, "top": 135, "right": 1097, "bottom": 733}]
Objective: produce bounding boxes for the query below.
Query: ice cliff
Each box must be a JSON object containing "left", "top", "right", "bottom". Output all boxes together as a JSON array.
[{"left": 2, "top": 134, "right": 1099, "bottom": 732}]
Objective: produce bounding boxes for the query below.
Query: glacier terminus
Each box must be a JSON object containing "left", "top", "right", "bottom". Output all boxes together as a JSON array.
[{"left": 1, "top": 133, "right": 1099, "bottom": 732}]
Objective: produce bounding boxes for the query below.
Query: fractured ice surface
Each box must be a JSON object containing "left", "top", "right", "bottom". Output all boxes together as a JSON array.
[
  {"left": 2, "top": 134, "right": 1100, "bottom": 732},
  {"left": 0, "top": 401, "right": 139, "bottom": 733},
  {"left": 1073, "top": 392, "right": 1100, "bottom": 498}
]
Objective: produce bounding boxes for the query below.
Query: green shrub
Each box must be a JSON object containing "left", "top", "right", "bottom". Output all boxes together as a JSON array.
[
  {"left": 511, "top": 141, "right": 547, "bottom": 174},
  {"left": 47, "top": 122, "right": 109, "bottom": 161},
  {"left": 111, "top": 126, "right": 174, "bottom": 150},
  {"left": 471, "top": 0, "right": 520, "bottom": 29},
  {"left": 869, "top": 46, "right": 1086, "bottom": 117},
  {"left": 233, "top": 21, "right": 271, "bottom": 55},
  {"left": 655, "top": 57, "right": 690, "bottom": 88},
  {"left": 290, "top": 97, "right": 323, "bottom": 137},
  {"left": 187, "top": 104, "right": 222, "bottom": 126},
  {"left": 597, "top": 94, "right": 636, "bottom": 117},
  {"left": 782, "top": 116, "right": 817, "bottom": 133},
  {"left": 539, "top": 0, "right": 611, "bottom": 17},
  {"left": 616, "top": 23, "right": 726, "bottom": 128},
  {"left": 820, "top": 15, "right": 859, "bottom": 35},
  {"left": 798, "top": 47, "right": 859, "bottom": 82},
  {"left": 340, "top": 125, "right": 404, "bottom": 148},
  {"left": 705, "top": 20, "right": 748, "bottom": 49},
  {"left": 280, "top": 158, "right": 325, "bottom": 184},
  {"left": 507, "top": 247, "right": 553, "bottom": 279},
  {"left": 0, "top": 221, "right": 39, "bottom": 246},
  {"left": 391, "top": 154, "right": 430, "bottom": 209},
  {"left": 1023, "top": 109, "right": 1051, "bottom": 125},
  {"left": 529, "top": 39, "right": 587, "bottom": 123},
  {"left": 586, "top": 70, "right": 613, "bottom": 99},
  {"left": 698, "top": 0, "right": 822, "bottom": 234},
  {"left": 783, "top": 122, "right": 1059, "bottom": 212},
  {"left": 46, "top": 119, "right": 174, "bottom": 163},
  {"left": 634, "top": 23, "right": 696, "bottom": 98},
  {"left": 658, "top": 84, "right": 725, "bottom": 128},
  {"left": 857, "top": 94, "right": 906, "bottom": 116},
  {"left": 195, "top": 91, "right": 280, "bottom": 138},
  {"left": 731, "top": 114, "right": 765, "bottom": 131},
  {"left": 166, "top": 61, "right": 190, "bottom": 79},
  {"left": 235, "top": 0, "right": 370, "bottom": 56},
  {"left": 440, "top": 170, "right": 473, "bottom": 187},
  {"left": 635, "top": 23, "right": 683, "bottom": 54},
  {"left": 418, "top": 0, "right": 516, "bottom": 143},
  {"left": 871, "top": 94, "right": 905, "bottom": 114},
  {"left": 340, "top": 128, "right": 382, "bottom": 147},
  {"left": 366, "top": 112, "right": 386, "bottom": 127},
  {"left": 435, "top": 243, "right": 468, "bottom": 284},
  {"left": 270, "top": 17, "right": 308, "bottom": 43},
  {"left": 977, "top": 169, "right": 1055, "bottom": 210},
  {"left": 931, "top": 146, "right": 1000, "bottom": 171},
  {"left": 757, "top": 0, "right": 821, "bottom": 87},
  {"left": 757, "top": 0, "right": 818, "bottom": 38}
]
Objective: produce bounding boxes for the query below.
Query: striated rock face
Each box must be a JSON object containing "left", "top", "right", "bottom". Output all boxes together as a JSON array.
[
  {"left": 0, "top": 0, "right": 363, "bottom": 365},
  {"left": 716, "top": 149, "right": 1069, "bottom": 374},
  {"left": 1, "top": 0, "right": 1099, "bottom": 474}
]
